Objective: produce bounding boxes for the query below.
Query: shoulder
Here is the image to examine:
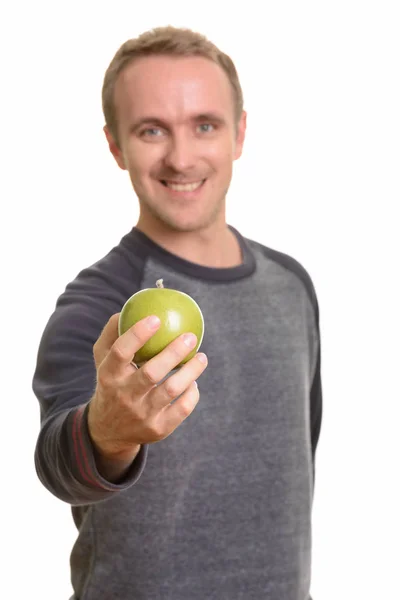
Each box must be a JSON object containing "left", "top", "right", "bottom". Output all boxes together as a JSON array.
[
  {"left": 244, "top": 233, "right": 320, "bottom": 315},
  {"left": 41, "top": 234, "right": 150, "bottom": 346},
  {"left": 58, "top": 232, "right": 148, "bottom": 309}
]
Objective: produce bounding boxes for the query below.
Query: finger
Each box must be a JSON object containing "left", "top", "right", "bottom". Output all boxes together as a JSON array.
[
  {"left": 150, "top": 352, "right": 208, "bottom": 409},
  {"left": 132, "top": 331, "right": 199, "bottom": 397},
  {"left": 161, "top": 381, "right": 200, "bottom": 433},
  {"left": 93, "top": 313, "right": 120, "bottom": 367},
  {"left": 102, "top": 315, "right": 161, "bottom": 376}
]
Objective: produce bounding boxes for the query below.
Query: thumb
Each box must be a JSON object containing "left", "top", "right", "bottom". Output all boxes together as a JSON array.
[{"left": 93, "top": 313, "right": 120, "bottom": 367}]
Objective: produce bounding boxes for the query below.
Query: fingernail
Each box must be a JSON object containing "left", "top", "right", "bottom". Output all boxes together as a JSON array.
[
  {"left": 147, "top": 315, "right": 161, "bottom": 329},
  {"left": 196, "top": 353, "right": 207, "bottom": 364},
  {"left": 182, "top": 333, "right": 197, "bottom": 348}
]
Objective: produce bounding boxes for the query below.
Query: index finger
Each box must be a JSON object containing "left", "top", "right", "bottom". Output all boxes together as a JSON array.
[{"left": 100, "top": 314, "right": 161, "bottom": 375}]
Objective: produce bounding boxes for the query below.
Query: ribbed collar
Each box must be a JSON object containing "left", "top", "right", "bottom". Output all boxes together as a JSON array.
[{"left": 122, "top": 224, "right": 256, "bottom": 283}]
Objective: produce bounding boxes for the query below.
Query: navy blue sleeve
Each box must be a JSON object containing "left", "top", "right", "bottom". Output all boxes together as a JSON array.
[
  {"left": 310, "top": 297, "right": 323, "bottom": 464},
  {"left": 32, "top": 247, "right": 149, "bottom": 505}
]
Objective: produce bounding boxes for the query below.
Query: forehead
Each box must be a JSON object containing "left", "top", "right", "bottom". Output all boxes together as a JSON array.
[{"left": 114, "top": 55, "right": 234, "bottom": 123}]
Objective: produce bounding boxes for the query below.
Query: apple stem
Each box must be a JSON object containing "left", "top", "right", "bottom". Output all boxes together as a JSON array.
[{"left": 156, "top": 279, "right": 164, "bottom": 288}]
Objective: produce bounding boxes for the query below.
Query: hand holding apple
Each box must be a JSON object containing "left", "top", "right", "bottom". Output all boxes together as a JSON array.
[{"left": 87, "top": 301, "right": 207, "bottom": 481}]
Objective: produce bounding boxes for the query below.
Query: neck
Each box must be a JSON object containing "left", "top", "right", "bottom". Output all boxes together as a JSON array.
[{"left": 135, "top": 219, "right": 243, "bottom": 269}]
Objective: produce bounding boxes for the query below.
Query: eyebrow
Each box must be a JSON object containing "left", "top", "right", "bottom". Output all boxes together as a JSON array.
[{"left": 130, "top": 113, "right": 227, "bottom": 133}]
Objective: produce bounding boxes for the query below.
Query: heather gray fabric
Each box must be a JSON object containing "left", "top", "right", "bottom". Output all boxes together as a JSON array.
[{"left": 33, "top": 225, "right": 322, "bottom": 600}]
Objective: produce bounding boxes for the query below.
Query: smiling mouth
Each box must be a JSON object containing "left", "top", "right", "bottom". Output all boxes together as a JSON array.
[{"left": 160, "top": 179, "right": 206, "bottom": 192}]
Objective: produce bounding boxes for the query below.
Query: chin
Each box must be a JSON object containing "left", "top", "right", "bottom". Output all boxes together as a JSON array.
[
  {"left": 165, "top": 207, "right": 224, "bottom": 232},
  {"left": 145, "top": 206, "right": 208, "bottom": 231},
  {"left": 139, "top": 192, "right": 225, "bottom": 233},
  {"left": 158, "top": 217, "right": 208, "bottom": 234}
]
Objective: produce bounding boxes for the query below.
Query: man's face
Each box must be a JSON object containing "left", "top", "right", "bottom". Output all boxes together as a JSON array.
[{"left": 106, "top": 55, "right": 246, "bottom": 233}]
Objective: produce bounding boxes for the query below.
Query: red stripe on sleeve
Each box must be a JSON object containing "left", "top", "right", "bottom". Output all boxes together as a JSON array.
[{"left": 72, "top": 406, "right": 114, "bottom": 491}]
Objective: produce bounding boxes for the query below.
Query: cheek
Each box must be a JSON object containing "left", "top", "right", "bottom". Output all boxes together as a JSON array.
[
  {"left": 125, "top": 150, "right": 155, "bottom": 182},
  {"left": 206, "top": 139, "right": 235, "bottom": 165}
]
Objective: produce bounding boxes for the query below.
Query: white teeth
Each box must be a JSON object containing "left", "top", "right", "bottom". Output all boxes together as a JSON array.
[{"left": 165, "top": 180, "right": 203, "bottom": 192}]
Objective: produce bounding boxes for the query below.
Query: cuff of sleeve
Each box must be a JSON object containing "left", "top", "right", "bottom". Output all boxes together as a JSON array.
[{"left": 71, "top": 403, "right": 149, "bottom": 491}]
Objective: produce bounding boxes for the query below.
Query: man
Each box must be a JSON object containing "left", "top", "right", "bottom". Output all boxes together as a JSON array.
[{"left": 33, "top": 25, "right": 322, "bottom": 600}]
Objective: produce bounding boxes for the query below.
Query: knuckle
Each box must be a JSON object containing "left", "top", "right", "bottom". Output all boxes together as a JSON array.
[
  {"left": 97, "top": 365, "right": 113, "bottom": 389},
  {"left": 148, "top": 421, "right": 165, "bottom": 441},
  {"left": 169, "top": 343, "right": 184, "bottom": 362},
  {"left": 110, "top": 343, "right": 128, "bottom": 363},
  {"left": 178, "top": 399, "right": 193, "bottom": 419},
  {"left": 128, "top": 328, "right": 142, "bottom": 346},
  {"left": 141, "top": 364, "right": 160, "bottom": 386},
  {"left": 164, "top": 379, "right": 180, "bottom": 400}
]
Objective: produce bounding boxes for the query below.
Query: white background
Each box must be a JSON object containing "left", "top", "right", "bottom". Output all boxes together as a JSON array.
[{"left": 1, "top": 1, "right": 399, "bottom": 598}]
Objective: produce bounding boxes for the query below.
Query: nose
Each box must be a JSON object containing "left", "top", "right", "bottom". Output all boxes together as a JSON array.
[{"left": 163, "top": 132, "right": 196, "bottom": 173}]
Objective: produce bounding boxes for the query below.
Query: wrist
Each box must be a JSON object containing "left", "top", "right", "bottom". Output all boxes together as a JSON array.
[
  {"left": 87, "top": 402, "right": 141, "bottom": 481},
  {"left": 92, "top": 439, "right": 142, "bottom": 464},
  {"left": 91, "top": 441, "right": 142, "bottom": 483}
]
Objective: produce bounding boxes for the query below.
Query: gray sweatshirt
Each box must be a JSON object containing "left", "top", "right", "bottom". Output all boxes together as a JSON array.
[{"left": 32, "top": 225, "right": 322, "bottom": 600}]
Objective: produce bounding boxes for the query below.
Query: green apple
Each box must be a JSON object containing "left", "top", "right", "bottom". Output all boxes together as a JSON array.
[{"left": 118, "top": 279, "right": 204, "bottom": 367}]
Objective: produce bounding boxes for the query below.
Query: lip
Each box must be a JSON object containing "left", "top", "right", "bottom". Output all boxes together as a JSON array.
[
  {"left": 162, "top": 180, "right": 203, "bottom": 185},
  {"left": 159, "top": 179, "right": 207, "bottom": 197}
]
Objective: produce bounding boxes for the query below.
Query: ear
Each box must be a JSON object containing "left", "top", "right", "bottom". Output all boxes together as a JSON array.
[
  {"left": 104, "top": 126, "right": 126, "bottom": 170},
  {"left": 233, "top": 110, "right": 247, "bottom": 161}
]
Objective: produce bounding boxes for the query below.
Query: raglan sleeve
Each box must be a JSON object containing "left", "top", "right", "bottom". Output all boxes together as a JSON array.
[
  {"left": 32, "top": 285, "right": 149, "bottom": 506},
  {"left": 309, "top": 288, "right": 323, "bottom": 476}
]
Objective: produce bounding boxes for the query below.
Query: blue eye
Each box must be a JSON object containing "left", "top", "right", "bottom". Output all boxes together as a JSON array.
[
  {"left": 142, "top": 128, "right": 163, "bottom": 137},
  {"left": 198, "top": 124, "right": 214, "bottom": 133}
]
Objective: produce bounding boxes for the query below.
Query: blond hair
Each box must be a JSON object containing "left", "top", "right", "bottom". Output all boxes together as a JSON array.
[{"left": 102, "top": 26, "right": 244, "bottom": 147}]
